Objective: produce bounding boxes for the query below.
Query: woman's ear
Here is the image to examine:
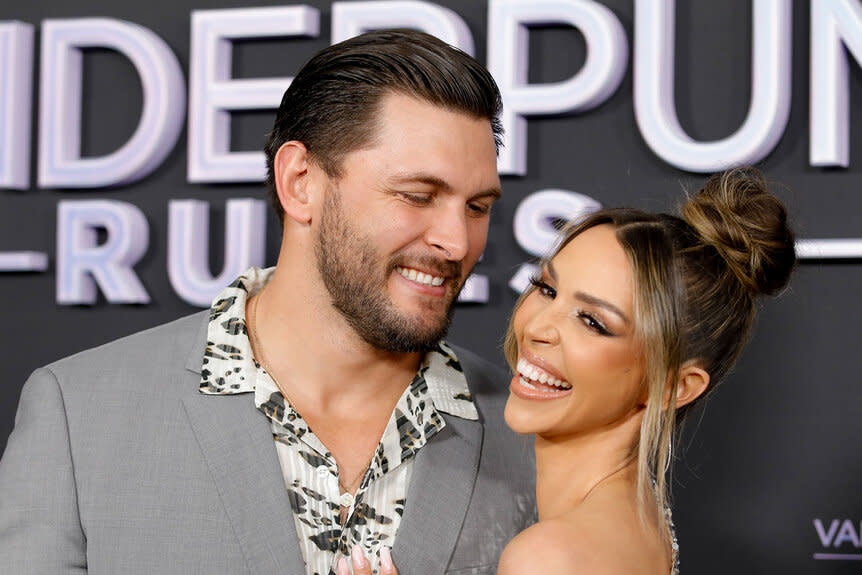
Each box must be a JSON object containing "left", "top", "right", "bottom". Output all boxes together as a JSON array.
[
  {"left": 672, "top": 361, "right": 710, "bottom": 409},
  {"left": 274, "top": 141, "right": 313, "bottom": 224}
]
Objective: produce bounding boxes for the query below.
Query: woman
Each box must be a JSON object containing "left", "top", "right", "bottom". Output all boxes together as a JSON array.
[
  {"left": 497, "top": 166, "right": 795, "bottom": 574},
  {"left": 345, "top": 167, "right": 795, "bottom": 574}
]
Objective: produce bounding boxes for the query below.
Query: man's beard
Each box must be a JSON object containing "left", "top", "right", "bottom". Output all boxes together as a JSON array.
[{"left": 314, "top": 184, "right": 463, "bottom": 353}]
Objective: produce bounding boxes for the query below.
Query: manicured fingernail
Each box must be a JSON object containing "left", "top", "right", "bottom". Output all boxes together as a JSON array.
[
  {"left": 351, "top": 544, "right": 367, "bottom": 568},
  {"left": 380, "top": 546, "right": 394, "bottom": 573},
  {"left": 337, "top": 557, "right": 351, "bottom": 575}
]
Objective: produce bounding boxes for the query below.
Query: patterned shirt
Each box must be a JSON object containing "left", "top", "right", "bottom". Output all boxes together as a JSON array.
[{"left": 199, "top": 267, "right": 479, "bottom": 575}]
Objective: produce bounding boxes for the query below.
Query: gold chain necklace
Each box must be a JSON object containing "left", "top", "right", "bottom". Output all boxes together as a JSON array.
[{"left": 249, "top": 287, "right": 371, "bottom": 506}]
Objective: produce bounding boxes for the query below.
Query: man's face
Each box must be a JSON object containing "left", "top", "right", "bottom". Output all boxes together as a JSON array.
[{"left": 313, "top": 93, "right": 501, "bottom": 352}]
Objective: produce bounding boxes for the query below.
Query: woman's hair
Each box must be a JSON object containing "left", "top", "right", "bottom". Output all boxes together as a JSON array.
[{"left": 504, "top": 166, "right": 796, "bottom": 536}]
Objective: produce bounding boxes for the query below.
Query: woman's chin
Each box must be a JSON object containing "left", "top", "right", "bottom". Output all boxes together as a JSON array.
[{"left": 503, "top": 395, "right": 536, "bottom": 435}]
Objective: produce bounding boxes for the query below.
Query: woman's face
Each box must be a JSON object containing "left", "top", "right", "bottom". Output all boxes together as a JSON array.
[{"left": 505, "top": 224, "right": 646, "bottom": 439}]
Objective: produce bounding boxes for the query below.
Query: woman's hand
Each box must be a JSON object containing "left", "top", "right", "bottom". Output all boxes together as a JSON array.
[{"left": 336, "top": 545, "right": 397, "bottom": 575}]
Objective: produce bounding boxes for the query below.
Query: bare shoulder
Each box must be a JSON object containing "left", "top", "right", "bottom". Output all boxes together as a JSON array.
[
  {"left": 498, "top": 520, "right": 590, "bottom": 575},
  {"left": 499, "top": 492, "right": 669, "bottom": 575}
]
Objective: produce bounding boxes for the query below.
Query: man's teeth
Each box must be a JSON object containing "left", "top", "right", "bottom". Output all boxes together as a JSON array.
[
  {"left": 517, "top": 358, "right": 571, "bottom": 389},
  {"left": 397, "top": 266, "right": 445, "bottom": 287}
]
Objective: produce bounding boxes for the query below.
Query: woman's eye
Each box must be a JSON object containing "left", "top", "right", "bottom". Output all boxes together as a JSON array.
[
  {"left": 577, "top": 311, "right": 612, "bottom": 336},
  {"left": 529, "top": 277, "right": 556, "bottom": 299}
]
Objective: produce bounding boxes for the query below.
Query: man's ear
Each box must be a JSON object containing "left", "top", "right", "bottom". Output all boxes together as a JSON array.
[
  {"left": 274, "top": 141, "right": 313, "bottom": 224},
  {"left": 671, "top": 361, "right": 710, "bottom": 409}
]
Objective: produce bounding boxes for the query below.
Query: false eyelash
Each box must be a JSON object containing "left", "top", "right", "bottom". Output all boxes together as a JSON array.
[
  {"left": 528, "top": 276, "right": 556, "bottom": 298},
  {"left": 575, "top": 310, "right": 613, "bottom": 336}
]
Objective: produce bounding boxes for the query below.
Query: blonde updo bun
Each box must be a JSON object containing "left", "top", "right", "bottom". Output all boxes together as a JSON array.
[{"left": 682, "top": 167, "right": 796, "bottom": 297}]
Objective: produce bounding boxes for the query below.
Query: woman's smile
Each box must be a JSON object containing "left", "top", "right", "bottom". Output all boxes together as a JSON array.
[{"left": 505, "top": 224, "right": 645, "bottom": 439}]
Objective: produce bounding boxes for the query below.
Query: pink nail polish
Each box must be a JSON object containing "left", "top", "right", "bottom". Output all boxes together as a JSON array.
[
  {"left": 380, "top": 547, "right": 394, "bottom": 573},
  {"left": 337, "top": 557, "right": 350, "bottom": 575},
  {"left": 351, "top": 544, "right": 366, "bottom": 568}
]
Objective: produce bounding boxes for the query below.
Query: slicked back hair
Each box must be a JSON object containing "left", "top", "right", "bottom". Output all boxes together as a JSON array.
[{"left": 263, "top": 28, "right": 503, "bottom": 225}]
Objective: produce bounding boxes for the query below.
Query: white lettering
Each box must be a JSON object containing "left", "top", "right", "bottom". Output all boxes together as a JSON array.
[
  {"left": 834, "top": 519, "right": 861, "bottom": 548},
  {"left": 810, "top": 0, "right": 862, "bottom": 166},
  {"left": 815, "top": 519, "right": 841, "bottom": 547},
  {"left": 509, "top": 188, "right": 601, "bottom": 292},
  {"left": 332, "top": 1, "right": 473, "bottom": 52},
  {"left": 514, "top": 188, "right": 601, "bottom": 257},
  {"left": 489, "top": 0, "right": 628, "bottom": 175},
  {"left": 38, "top": 18, "right": 185, "bottom": 188},
  {"left": 187, "top": 6, "right": 319, "bottom": 183},
  {"left": 56, "top": 200, "right": 150, "bottom": 304},
  {"left": 0, "top": 252, "right": 48, "bottom": 272},
  {"left": 457, "top": 273, "right": 489, "bottom": 304},
  {"left": 633, "top": 0, "right": 792, "bottom": 172},
  {"left": 795, "top": 238, "right": 862, "bottom": 259},
  {"left": 0, "top": 22, "right": 33, "bottom": 190},
  {"left": 167, "top": 199, "right": 267, "bottom": 307}
]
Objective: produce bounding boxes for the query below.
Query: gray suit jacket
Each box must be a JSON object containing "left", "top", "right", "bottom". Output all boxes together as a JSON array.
[{"left": 0, "top": 312, "right": 536, "bottom": 574}]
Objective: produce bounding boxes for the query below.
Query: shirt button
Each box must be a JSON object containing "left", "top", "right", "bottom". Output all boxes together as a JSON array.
[
  {"left": 316, "top": 465, "right": 329, "bottom": 478},
  {"left": 340, "top": 492, "right": 354, "bottom": 508}
]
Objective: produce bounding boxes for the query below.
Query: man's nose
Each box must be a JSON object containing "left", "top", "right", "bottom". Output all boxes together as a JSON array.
[{"left": 425, "top": 206, "right": 469, "bottom": 261}]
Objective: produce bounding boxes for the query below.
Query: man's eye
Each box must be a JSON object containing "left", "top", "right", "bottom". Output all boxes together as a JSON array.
[
  {"left": 467, "top": 202, "right": 492, "bottom": 216},
  {"left": 399, "top": 192, "right": 432, "bottom": 205}
]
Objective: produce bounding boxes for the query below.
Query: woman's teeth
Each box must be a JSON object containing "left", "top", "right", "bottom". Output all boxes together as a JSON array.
[
  {"left": 517, "top": 358, "right": 571, "bottom": 389},
  {"left": 396, "top": 266, "right": 445, "bottom": 287}
]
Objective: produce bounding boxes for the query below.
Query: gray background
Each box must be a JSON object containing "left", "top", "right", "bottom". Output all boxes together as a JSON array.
[{"left": 1, "top": 1, "right": 860, "bottom": 573}]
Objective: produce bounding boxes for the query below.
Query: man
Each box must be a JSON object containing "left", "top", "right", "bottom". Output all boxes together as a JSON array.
[{"left": 0, "top": 29, "right": 535, "bottom": 575}]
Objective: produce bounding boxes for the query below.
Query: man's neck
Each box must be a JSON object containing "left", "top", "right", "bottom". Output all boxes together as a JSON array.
[
  {"left": 253, "top": 264, "right": 422, "bottom": 413},
  {"left": 250, "top": 262, "right": 425, "bottom": 478}
]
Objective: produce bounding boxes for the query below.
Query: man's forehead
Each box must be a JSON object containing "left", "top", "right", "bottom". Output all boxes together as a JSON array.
[
  {"left": 375, "top": 92, "right": 492, "bottom": 132},
  {"left": 331, "top": 92, "right": 500, "bottom": 194}
]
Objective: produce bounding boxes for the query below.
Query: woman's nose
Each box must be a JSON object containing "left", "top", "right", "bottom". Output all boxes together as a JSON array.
[{"left": 522, "top": 305, "right": 560, "bottom": 346}]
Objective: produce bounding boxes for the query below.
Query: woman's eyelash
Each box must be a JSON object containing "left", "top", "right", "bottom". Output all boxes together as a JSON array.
[
  {"left": 576, "top": 311, "right": 612, "bottom": 336},
  {"left": 528, "top": 276, "right": 556, "bottom": 298},
  {"left": 529, "top": 276, "right": 615, "bottom": 336}
]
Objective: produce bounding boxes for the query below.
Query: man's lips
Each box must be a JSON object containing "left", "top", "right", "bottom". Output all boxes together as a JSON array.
[{"left": 395, "top": 265, "right": 445, "bottom": 287}]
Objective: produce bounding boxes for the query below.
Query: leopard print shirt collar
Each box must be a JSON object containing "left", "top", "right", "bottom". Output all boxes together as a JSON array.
[{"left": 199, "top": 267, "right": 478, "bottom": 575}]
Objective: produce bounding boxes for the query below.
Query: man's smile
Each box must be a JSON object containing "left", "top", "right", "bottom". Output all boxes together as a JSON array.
[{"left": 395, "top": 265, "right": 446, "bottom": 287}]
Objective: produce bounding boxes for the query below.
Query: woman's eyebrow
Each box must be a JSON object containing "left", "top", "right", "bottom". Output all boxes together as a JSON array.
[
  {"left": 547, "top": 260, "right": 629, "bottom": 323},
  {"left": 574, "top": 291, "right": 629, "bottom": 323}
]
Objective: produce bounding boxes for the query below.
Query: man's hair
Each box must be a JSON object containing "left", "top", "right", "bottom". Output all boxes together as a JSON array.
[{"left": 263, "top": 28, "right": 503, "bottom": 223}]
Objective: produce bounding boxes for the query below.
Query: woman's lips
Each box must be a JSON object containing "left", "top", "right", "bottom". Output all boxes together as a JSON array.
[
  {"left": 516, "top": 357, "right": 570, "bottom": 389},
  {"left": 509, "top": 373, "right": 573, "bottom": 401}
]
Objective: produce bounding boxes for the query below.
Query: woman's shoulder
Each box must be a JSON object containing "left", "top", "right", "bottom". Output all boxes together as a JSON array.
[
  {"left": 498, "top": 495, "right": 669, "bottom": 575},
  {"left": 498, "top": 519, "right": 595, "bottom": 575}
]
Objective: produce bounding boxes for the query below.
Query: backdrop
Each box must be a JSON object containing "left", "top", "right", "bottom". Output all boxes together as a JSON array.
[{"left": 1, "top": 1, "right": 861, "bottom": 573}]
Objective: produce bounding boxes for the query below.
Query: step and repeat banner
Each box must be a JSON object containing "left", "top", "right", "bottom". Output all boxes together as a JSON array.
[{"left": 1, "top": 0, "right": 861, "bottom": 572}]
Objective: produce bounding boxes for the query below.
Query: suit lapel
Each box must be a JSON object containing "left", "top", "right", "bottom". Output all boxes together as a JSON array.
[
  {"left": 181, "top": 314, "right": 305, "bottom": 575},
  {"left": 393, "top": 414, "right": 483, "bottom": 574},
  {"left": 181, "top": 391, "right": 306, "bottom": 575}
]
